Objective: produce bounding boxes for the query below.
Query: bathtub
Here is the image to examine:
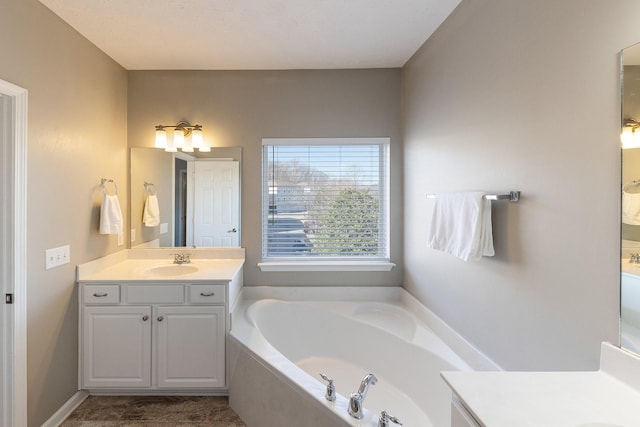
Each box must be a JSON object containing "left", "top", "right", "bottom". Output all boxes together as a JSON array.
[{"left": 228, "top": 287, "right": 499, "bottom": 427}]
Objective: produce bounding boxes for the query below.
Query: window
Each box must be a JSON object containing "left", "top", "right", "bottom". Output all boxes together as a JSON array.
[{"left": 261, "top": 138, "right": 390, "bottom": 267}]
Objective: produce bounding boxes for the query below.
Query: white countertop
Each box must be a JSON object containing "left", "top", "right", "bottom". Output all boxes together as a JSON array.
[
  {"left": 441, "top": 343, "right": 640, "bottom": 426},
  {"left": 443, "top": 371, "right": 640, "bottom": 426},
  {"left": 77, "top": 248, "right": 245, "bottom": 282}
]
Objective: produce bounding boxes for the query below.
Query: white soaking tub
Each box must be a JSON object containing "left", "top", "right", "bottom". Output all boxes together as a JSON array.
[{"left": 228, "top": 287, "right": 499, "bottom": 427}]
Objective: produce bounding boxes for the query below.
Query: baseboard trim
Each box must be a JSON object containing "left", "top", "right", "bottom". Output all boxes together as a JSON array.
[{"left": 41, "top": 391, "right": 89, "bottom": 427}]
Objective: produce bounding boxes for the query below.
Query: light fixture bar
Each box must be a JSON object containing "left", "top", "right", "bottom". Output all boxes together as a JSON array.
[{"left": 154, "top": 121, "right": 207, "bottom": 152}]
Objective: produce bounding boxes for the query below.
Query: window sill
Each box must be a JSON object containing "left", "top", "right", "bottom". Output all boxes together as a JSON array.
[{"left": 257, "top": 261, "right": 396, "bottom": 272}]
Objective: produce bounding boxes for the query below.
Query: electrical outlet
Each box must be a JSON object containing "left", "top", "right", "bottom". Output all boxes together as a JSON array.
[
  {"left": 117, "top": 233, "right": 123, "bottom": 246},
  {"left": 45, "top": 245, "right": 70, "bottom": 270},
  {"left": 131, "top": 229, "right": 136, "bottom": 243},
  {"left": 160, "top": 223, "right": 168, "bottom": 234}
]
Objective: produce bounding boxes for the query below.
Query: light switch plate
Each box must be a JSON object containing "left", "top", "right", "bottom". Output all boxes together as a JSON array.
[{"left": 45, "top": 245, "right": 70, "bottom": 270}]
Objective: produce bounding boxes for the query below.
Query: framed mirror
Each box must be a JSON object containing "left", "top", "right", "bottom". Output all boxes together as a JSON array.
[
  {"left": 130, "top": 147, "right": 241, "bottom": 248},
  {"left": 621, "top": 42, "right": 640, "bottom": 355}
]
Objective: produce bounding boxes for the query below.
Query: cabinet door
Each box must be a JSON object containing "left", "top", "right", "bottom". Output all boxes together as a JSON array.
[
  {"left": 155, "top": 306, "right": 225, "bottom": 388},
  {"left": 82, "top": 306, "right": 151, "bottom": 388}
]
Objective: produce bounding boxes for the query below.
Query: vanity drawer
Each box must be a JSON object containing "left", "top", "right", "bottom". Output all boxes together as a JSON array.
[
  {"left": 126, "top": 285, "right": 184, "bottom": 304},
  {"left": 189, "top": 285, "right": 225, "bottom": 304},
  {"left": 84, "top": 285, "right": 120, "bottom": 304}
]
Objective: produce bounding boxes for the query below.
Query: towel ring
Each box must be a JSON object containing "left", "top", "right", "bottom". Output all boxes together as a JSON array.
[
  {"left": 144, "top": 181, "right": 157, "bottom": 195},
  {"left": 100, "top": 178, "right": 118, "bottom": 195}
]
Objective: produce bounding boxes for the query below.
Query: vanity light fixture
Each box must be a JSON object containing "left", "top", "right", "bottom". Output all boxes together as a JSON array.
[
  {"left": 154, "top": 121, "right": 210, "bottom": 152},
  {"left": 622, "top": 118, "right": 640, "bottom": 149}
]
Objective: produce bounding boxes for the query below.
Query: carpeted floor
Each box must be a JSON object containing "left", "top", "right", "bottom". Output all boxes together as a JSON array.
[{"left": 60, "top": 396, "right": 246, "bottom": 426}]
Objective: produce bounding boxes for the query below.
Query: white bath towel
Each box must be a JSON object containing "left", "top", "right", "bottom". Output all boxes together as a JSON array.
[
  {"left": 623, "top": 190, "right": 640, "bottom": 225},
  {"left": 99, "top": 194, "right": 123, "bottom": 235},
  {"left": 143, "top": 194, "right": 160, "bottom": 227},
  {"left": 427, "top": 192, "right": 495, "bottom": 261}
]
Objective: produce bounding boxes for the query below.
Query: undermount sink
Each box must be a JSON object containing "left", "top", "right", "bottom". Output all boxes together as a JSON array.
[{"left": 144, "top": 264, "right": 199, "bottom": 277}]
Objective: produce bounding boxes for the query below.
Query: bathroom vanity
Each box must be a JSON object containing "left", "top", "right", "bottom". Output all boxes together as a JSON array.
[
  {"left": 76, "top": 248, "right": 244, "bottom": 393},
  {"left": 442, "top": 342, "right": 640, "bottom": 426}
]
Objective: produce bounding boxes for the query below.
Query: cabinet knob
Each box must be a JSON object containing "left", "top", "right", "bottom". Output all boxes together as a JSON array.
[
  {"left": 157, "top": 316, "right": 164, "bottom": 322},
  {"left": 200, "top": 292, "right": 215, "bottom": 297},
  {"left": 93, "top": 292, "right": 108, "bottom": 297},
  {"left": 142, "top": 315, "right": 149, "bottom": 321}
]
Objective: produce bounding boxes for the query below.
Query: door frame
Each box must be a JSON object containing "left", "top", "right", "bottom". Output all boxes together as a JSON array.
[{"left": 0, "top": 78, "right": 28, "bottom": 427}]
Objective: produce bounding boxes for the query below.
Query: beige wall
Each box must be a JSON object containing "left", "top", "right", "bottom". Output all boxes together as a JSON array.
[
  {"left": 127, "top": 70, "right": 403, "bottom": 286},
  {"left": 403, "top": 0, "right": 640, "bottom": 371},
  {"left": 0, "top": 1, "right": 127, "bottom": 425}
]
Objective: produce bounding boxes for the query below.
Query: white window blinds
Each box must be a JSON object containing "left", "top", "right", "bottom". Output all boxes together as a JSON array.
[{"left": 262, "top": 138, "right": 390, "bottom": 260}]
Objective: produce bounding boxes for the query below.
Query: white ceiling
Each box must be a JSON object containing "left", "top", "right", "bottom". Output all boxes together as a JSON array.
[{"left": 38, "top": 0, "right": 461, "bottom": 70}]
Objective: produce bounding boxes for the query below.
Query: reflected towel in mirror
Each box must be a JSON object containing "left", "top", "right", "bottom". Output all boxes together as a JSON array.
[
  {"left": 143, "top": 194, "right": 160, "bottom": 227},
  {"left": 623, "top": 190, "right": 640, "bottom": 225}
]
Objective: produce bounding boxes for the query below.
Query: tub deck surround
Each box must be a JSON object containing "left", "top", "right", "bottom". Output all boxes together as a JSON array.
[
  {"left": 228, "top": 286, "right": 499, "bottom": 427},
  {"left": 442, "top": 343, "right": 640, "bottom": 427},
  {"left": 77, "top": 248, "right": 245, "bottom": 282}
]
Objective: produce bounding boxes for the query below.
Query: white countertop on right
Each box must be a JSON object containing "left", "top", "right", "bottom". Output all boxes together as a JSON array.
[{"left": 442, "top": 343, "right": 640, "bottom": 427}]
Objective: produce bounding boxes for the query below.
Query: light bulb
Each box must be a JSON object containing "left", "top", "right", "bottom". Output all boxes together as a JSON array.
[
  {"left": 155, "top": 127, "right": 167, "bottom": 148},
  {"left": 622, "top": 127, "right": 634, "bottom": 148},
  {"left": 192, "top": 126, "right": 203, "bottom": 148},
  {"left": 173, "top": 128, "right": 185, "bottom": 148}
]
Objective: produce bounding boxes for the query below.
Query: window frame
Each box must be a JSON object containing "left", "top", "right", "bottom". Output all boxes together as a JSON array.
[{"left": 258, "top": 137, "right": 395, "bottom": 272}]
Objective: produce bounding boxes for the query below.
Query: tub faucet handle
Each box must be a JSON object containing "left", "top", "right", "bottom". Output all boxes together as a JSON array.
[
  {"left": 319, "top": 373, "right": 336, "bottom": 402},
  {"left": 378, "top": 410, "right": 402, "bottom": 427}
]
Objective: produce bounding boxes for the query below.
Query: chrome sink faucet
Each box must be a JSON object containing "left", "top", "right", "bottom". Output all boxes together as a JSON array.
[
  {"left": 631, "top": 253, "right": 640, "bottom": 264},
  {"left": 171, "top": 253, "right": 191, "bottom": 264},
  {"left": 348, "top": 373, "right": 378, "bottom": 419}
]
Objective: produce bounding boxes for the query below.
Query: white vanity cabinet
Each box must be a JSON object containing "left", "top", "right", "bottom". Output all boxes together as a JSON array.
[
  {"left": 79, "top": 282, "right": 227, "bottom": 392},
  {"left": 155, "top": 305, "right": 225, "bottom": 388},
  {"left": 82, "top": 304, "right": 152, "bottom": 388}
]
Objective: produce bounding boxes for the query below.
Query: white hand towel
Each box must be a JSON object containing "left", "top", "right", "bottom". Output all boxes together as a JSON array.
[
  {"left": 623, "top": 190, "right": 640, "bottom": 225},
  {"left": 99, "top": 194, "right": 123, "bottom": 235},
  {"left": 427, "top": 192, "right": 495, "bottom": 261},
  {"left": 143, "top": 194, "right": 160, "bottom": 227}
]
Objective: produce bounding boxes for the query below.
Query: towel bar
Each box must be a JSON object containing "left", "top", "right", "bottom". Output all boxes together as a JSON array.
[{"left": 426, "top": 191, "right": 520, "bottom": 202}]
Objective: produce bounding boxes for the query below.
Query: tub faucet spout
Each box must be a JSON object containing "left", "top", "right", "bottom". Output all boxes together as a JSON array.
[{"left": 348, "top": 373, "right": 378, "bottom": 419}]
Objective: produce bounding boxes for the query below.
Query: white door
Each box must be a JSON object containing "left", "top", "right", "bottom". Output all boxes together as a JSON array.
[
  {"left": 82, "top": 306, "right": 152, "bottom": 388},
  {"left": 0, "top": 79, "right": 27, "bottom": 427},
  {"left": 155, "top": 306, "right": 225, "bottom": 388},
  {"left": 193, "top": 161, "right": 240, "bottom": 247}
]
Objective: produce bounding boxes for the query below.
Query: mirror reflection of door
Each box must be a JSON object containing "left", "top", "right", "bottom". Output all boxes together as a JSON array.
[{"left": 188, "top": 160, "right": 240, "bottom": 247}]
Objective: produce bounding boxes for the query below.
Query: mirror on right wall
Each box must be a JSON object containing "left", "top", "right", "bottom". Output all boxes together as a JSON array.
[{"left": 621, "top": 42, "right": 640, "bottom": 355}]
